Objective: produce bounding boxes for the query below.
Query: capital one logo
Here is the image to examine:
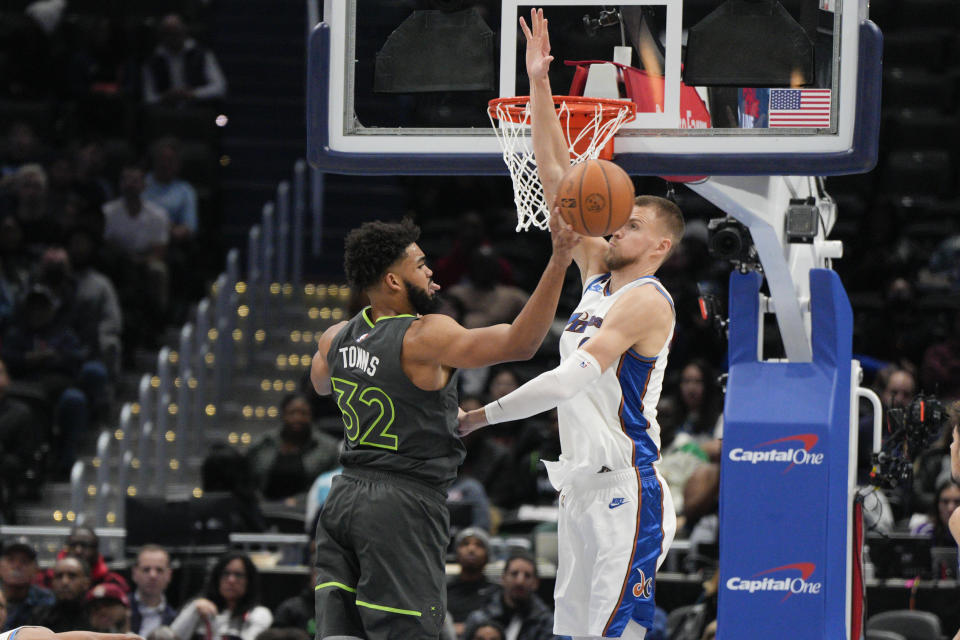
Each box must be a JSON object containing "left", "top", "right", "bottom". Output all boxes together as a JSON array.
[
  {"left": 726, "top": 562, "right": 823, "bottom": 602},
  {"left": 632, "top": 568, "right": 652, "bottom": 599},
  {"left": 728, "top": 433, "right": 824, "bottom": 473}
]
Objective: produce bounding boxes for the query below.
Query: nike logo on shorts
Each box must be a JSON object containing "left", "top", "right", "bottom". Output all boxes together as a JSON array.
[{"left": 609, "top": 497, "right": 628, "bottom": 509}]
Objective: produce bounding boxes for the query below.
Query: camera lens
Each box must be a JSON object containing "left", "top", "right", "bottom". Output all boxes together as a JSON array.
[{"left": 709, "top": 227, "right": 743, "bottom": 260}]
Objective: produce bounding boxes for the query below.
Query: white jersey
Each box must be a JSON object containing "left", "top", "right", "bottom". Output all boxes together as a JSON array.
[{"left": 548, "top": 273, "right": 674, "bottom": 488}]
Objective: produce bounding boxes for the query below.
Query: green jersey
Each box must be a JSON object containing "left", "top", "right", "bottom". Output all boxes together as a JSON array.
[{"left": 326, "top": 307, "right": 465, "bottom": 489}]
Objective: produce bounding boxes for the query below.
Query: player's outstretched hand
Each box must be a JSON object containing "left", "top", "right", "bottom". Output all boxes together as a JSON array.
[
  {"left": 548, "top": 206, "right": 581, "bottom": 264},
  {"left": 520, "top": 8, "right": 552, "bottom": 82},
  {"left": 457, "top": 407, "right": 488, "bottom": 437}
]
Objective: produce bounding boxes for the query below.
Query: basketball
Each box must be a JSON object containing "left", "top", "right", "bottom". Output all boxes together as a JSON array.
[{"left": 554, "top": 159, "right": 636, "bottom": 237}]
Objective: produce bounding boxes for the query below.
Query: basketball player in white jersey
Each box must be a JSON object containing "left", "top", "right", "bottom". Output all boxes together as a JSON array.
[{"left": 458, "top": 9, "right": 682, "bottom": 639}]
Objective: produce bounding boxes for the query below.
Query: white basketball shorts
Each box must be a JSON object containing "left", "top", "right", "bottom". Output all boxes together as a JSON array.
[{"left": 553, "top": 465, "right": 676, "bottom": 638}]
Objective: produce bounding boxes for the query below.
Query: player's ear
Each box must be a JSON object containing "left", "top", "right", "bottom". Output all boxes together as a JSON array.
[
  {"left": 382, "top": 271, "right": 403, "bottom": 292},
  {"left": 658, "top": 236, "right": 673, "bottom": 257}
]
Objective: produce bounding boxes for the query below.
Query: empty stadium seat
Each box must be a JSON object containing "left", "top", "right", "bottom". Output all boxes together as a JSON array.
[{"left": 866, "top": 610, "right": 941, "bottom": 640}]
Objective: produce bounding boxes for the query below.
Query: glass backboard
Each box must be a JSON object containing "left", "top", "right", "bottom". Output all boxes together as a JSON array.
[{"left": 307, "top": 0, "right": 881, "bottom": 176}]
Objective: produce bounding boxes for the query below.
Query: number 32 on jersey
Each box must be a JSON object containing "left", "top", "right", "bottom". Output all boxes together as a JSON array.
[{"left": 329, "top": 377, "right": 398, "bottom": 450}]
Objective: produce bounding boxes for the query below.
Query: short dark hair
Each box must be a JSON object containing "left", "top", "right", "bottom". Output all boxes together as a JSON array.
[
  {"left": 58, "top": 554, "right": 91, "bottom": 577},
  {"left": 280, "top": 392, "right": 312, "bottom": 414},
  {"left": 343, "top": 219, "right": 420, "bottom": 292},
  {"left": 635, "top": 195, "right": 685, "bottom": 251},
  {"left": 503, "top": 550, "right": 537, "bottom": 576}
]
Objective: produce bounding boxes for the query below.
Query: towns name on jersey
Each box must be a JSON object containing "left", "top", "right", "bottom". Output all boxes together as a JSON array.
[
  {"left": 728, "top": 447, "right": 824, "bottom": 465},
  {"left": 338, "top": 345, "right": 379, "bottom": 376},
  {"left": 726, "top": 576, "right": 822, "bottom": 595}
]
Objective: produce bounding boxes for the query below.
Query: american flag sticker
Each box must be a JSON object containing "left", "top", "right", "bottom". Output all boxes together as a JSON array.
[{"left": 768, "top": 89, "right": 831, "bottom": 128}]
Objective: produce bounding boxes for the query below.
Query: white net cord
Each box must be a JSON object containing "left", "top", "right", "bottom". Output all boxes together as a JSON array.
[{"left": 488, "top": 99, "right": 634, "bottom": 232}]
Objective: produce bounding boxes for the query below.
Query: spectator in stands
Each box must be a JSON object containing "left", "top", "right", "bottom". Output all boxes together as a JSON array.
[
  {"left": 447, "top": 527, "right": 498, "bottom": 637},
  {"left": 912, "top": 415, "right": 955, "bottom": 516},
  {"left": 0, "top": 357, "right": 38, "bottom": 514},
  {"left": 129, "top": 546, "right": 175, "bottom": 636},
  {"left": 144, "top": 138, "right": 197, "bottom": 241},
  {"left": 0, "top": 215, "right": 30, "bottom": 332},
  {"left": 484, "top": 368, "right": 525, "bottom": 451},
  {"left": 921, "top": 309, "right": 960, "bottom": 402},
  {"left": 73, "top": 142, "right": 111, "bottom": 207},
  {"left": 463, "top": 620, "right": 505, "bottom": 640},
  {"left": 142, "top": 14, "right": 227, "bottom": 106},
  {"left": 910, "top": 475, "right": 960, "bottom": 547},
  {"left": 102, "top": 162, "right": 169, "bottom": 353},
  {"left": 0, "top": 123, "right": 42, "bottom": 178},
  {"left": 5, "top": 164, "right": 61, "bottom": 250},
  {"left": 85, "top": 584, "right": 131, "bottom": 633},
  {"left": 508, "top": 409, "right": 562, "bottom": 507},
  {"left": 677, "top": 360, "right": 723, "bottom": 441},
  {"left": 1, "top": 538, "right": 54, "bottom": 631},
  {"left": 464, "top": 552, "right": 554, "bottom": 640},
  {"left": 304, "top": 464, "right": 343, "bottom": 536},
  {"left": 460, "top": 378, "right": 520, "bottom": 507},
  {"left": 246, "top": 393, "right": 340, "bottom": 500},
  {"left": 39, "top": 527, "right": 129, "bottom": 594},
  {"left": 460, "top": 428, "right": 513, "bottom": 511},
  {"left": 170, "top": 552, "right": 272, "bottom": 640},
  {"left": 857, "top": 367, "right": 918, "bottom": 487},
  {"left": 880, "top": 366, "right": 916, "bottom": 410},
  {"left": 684, "top": 463, "right": 721, "bottom": 563},
  {"left": 447, "top": 247, "right": 528, "bottom": 329},
  {"left": 65, "top": 226, "right": 122, "bottom": 380},
  {"left": 1, "top": 286, "right": 89, "bottom": 475},
  {"left": 272, "top": 581, "right": 315, "bottom": 636},
  {"left": 433, "top": 212, "right": 512, "bottom": 288},
  {"left": 447, "top": 475, "right": 492, "bottom": 533},
  {"left": 144, "top": 137, "right": 202, "bottom": 323},
  {"left": 29, "top": 556, "right": 91, "bottom": 632},
  {"left": 102, "top": 163, "right": 170, "bottom": 314}
]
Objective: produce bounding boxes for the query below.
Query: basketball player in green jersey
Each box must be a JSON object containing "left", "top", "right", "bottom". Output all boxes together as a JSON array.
[{"left": 309, "top": 213, "right": 579, "bottom": 640}]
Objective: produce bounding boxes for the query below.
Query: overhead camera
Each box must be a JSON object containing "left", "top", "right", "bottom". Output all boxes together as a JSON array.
[
  {"left": 870, "top": 393, "right": 949, "bottom": 490},
  {"left": 583, "top": 9, "right": 621, "bottom": 37},
  {"left": 707, "top": 217, "right": 760, "bottom": 273}
]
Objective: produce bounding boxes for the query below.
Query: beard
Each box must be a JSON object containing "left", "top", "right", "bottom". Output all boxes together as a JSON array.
[
  {"left": 603, "top": 245, "right": 638, "bottom": 272},
  {"left": 403, "top": 279, "right": 440, "bottom": 315}
]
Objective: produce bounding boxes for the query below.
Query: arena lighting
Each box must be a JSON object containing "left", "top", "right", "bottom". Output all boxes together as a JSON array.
[{"left": 683, "top": 0, "right": 814, "bottom": 87}]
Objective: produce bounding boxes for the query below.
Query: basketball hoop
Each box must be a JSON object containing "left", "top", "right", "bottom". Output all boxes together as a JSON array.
[{"left": 488, "top": 96, "right": 636, "bottom": 231}]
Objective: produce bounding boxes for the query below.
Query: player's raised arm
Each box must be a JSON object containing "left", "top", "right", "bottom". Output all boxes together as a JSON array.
[
  {"left": 409, "top": 209, "right": 579, "bottom": 369},
  {"left": 459, "top": 284, "right": 672, "bottom": 434},
  {"left": 522, "top": 8, "right": 609, "bottom": 282},
  {"left": 523, "top": 8, "right": 568, "bottom": 205},
  {"left": 310, "top": 321, "right": 348, "bottom": 395}
]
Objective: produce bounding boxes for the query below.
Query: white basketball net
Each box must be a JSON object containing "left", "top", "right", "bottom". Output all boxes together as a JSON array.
[{"left": 488, "top": 98, "right": 635, "bottom": 231}]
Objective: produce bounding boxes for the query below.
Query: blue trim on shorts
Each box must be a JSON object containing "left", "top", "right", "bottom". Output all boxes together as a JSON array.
[{"left": 603, "top": 470, "right": 665, "bottom": 636}]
